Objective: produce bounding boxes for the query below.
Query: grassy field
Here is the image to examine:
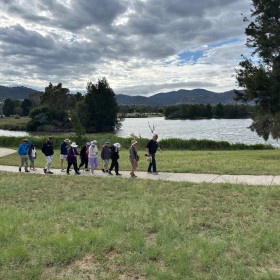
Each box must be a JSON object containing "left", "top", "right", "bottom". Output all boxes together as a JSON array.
[
  {"left": 0, "top": 172, "right": 279, "bottom": 279},
  {"left": 2, "top": 148, "right": 280, "bottom": 175},
  {"left": 0, "top": 116, "right": 30, "bottom": 130}
]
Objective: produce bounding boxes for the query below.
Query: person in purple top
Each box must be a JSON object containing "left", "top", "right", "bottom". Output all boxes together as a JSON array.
[{"left": 66, "top": 142, "right": 80, "bottom": 175}]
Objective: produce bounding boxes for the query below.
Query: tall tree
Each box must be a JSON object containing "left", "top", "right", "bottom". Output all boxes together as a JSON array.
[
  {"left": 84, "top": 78, "right": 119, "bottom": 132},
  {"left": 3, "top": 98, "right": 17, "bottom": 116},
  {"left": 235, "top": 0, "right": 280, "bottom": 140},
  {"left": 21, "top": 98, "right": 32, "bottom": 116},
  {"left": 41, "top": 83, "right": 70, "bottom": 112}
]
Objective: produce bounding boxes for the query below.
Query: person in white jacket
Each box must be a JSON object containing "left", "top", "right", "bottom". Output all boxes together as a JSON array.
[{"left": 89, "top": 140, "right": 98, "bottom": 175}]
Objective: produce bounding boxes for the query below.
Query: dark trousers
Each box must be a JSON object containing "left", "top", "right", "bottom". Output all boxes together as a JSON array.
[
  {"left": 79, "top": 158, "right": 88, "bottom": 169},
  {"left": 67, "top": 161, "right": 79, "bottom": 173},
  {"left": 109, "top": 158, "right": 119, "bottom": 174},
  {"left": 147, "top": 154, "right": 156, "bottom": 173}
]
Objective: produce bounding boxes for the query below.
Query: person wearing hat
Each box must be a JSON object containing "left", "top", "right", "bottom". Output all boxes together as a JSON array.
[
  {"left": 101, "top": 140, "right": 111, "bottom": 173},
  {"left": 79, "top": 142, "right": 90, "bottom": 172},
  {"left": 108, "top": 143, "right": 121, "bottom": 176},
  {"left": 41, "top": 136, "right": 54, "bottom": 174},
  {"left": 129, "top": 139, "right": 139, "bottom": 178},
  {"left": 89, "top": 140, "right": 98, "bottom": 175},
  {"left": 60, "top": 139, "right": 70, "bottom": 172},
  {"left": 66, "top": 142, "right": 80, "bottom": 175},
  {"left": 18, "top": 138, "right": 32, "bottom": 172}
]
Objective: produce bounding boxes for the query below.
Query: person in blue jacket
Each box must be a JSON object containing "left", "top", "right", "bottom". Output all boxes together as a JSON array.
[{"left": 18, "top": 138, "right": 32, "bottom": 172}]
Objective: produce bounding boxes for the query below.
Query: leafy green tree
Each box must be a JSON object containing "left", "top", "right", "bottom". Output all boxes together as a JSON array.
[
  {"left": 215, "top": 103, "right": 224, "bottom": 118},
  {"left": 3, "top": 98, "right": 17, "bottom": 116},
  {"left": 205, "top": 104, "right": 213, "bottom": 118},
  {"left": 84, "top": 78, "right": 119, "bottom": 132},
  {"left": 21, "top": 98, "right": 32, "bottom": 116},
  {"left": 27, "top": 106, "right": 54, "bottom": 131},
  {"left": 68, "top": 110, "right": 86, "bottom": 144},
  {"left": 41, "top": 83, "right": 70, "bottom": 112},
  {"left": 235, "top": 0, "right": 280, "bottom": 140}
]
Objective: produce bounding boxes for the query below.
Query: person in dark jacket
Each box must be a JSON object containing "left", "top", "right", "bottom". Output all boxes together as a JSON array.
[
  {"left": 18, "top": 139, "right": 32, "bottom": 172},
  {"left": 66, "top": 142, "right": 80, "bottom": 175},
  {"left": 60, "top": 139, "right": 70, "bottom": 172},
  {"left": 108, "top": 143, "right": 121, "bottom": 176},
  {"left": 146, "top": 134, "right": 161, "bottom": 175},
  {"left": 41, "top": 136, "right": 54, "bottom": 174},
  {"left": 79, "top": 142, "right": 90, "bottom": 171},
  {"left": 101, "top": 141, "right": 111, "bottom": 172}
]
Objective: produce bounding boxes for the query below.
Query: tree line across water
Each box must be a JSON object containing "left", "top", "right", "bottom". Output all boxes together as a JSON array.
[{"left": 118, "top": 103, "right": 254, "bottom": 120}]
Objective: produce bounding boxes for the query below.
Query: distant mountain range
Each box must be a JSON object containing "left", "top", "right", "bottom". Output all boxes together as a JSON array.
[
  {"left": 116, "top": 89, "right": 237, "bottom": 106},
  {"left": 0, "top": 86, "right": 40, "bottom": 100},
  {"left": 0, "top": 85, "right": 238, "bottom": 106}
]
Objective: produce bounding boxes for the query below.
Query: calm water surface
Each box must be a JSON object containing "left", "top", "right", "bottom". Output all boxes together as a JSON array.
[
  {"left": 0, "top": 118, "right": 279, "bottom": 147},
  {"left": 117, "top": 117, "right": 280, "bottom": 147}
]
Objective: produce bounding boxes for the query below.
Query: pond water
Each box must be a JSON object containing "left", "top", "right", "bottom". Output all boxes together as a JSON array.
[
  {"left": 116, "top": 117, "right": 280, "bottom": 147},
  {"left": 0, "top": 118, "right": 279, "bottom": 147}
]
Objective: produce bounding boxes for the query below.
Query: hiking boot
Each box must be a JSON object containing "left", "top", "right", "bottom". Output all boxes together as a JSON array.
[
  {"left": 19, "top": 167, "right": 21, "bottom": 172},
  {"left": 75, "top": 172, "right": 81, "bottom": 175},
  {"left": 47, "top": 171, "right": 53, "bottom": 174},
  {"left": 43, "top": 168, "right": 46, "bottom": 173},
  {"left": 25, "top": 170, "right": 30, "bottom": 173},
  {"left": 116, "top": 173, "right": 122, "bottom": 176},
  {"left": 102, "top": 168, "right": 105, "bottom": 173},
  {"left": 153, "top": 172, "right": 158, "bottom": 175},
  {"left": 108, "top": 171, "right": 113, "bottom": 175}
]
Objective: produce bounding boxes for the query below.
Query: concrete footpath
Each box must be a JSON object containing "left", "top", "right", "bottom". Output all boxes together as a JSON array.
[{"left": 0, "top": 148, "right": 280, "bottom": 186}]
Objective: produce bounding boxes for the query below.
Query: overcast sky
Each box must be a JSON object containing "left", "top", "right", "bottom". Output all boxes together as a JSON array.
[{"left": 0, "top": 0, "right": 253, "bottom": 96}]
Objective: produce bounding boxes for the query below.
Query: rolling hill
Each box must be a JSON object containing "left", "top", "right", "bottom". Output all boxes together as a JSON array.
[{"left": 0, "top": 85, "right": 238, "bottom": 105}]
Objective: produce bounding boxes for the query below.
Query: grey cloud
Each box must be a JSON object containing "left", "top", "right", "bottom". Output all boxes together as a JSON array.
[
  {"left": 0, "top": 0, "right": 252, "bottom": 94},
  {"left": 4, "top": 0, "right": 128, "bottom": 31},
  {"left": 0, "top": 24, "right": 55, "bottom": 49}
]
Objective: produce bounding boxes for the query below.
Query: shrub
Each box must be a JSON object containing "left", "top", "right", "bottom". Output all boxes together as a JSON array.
[{"left": 0, "top": 135, "right": 274, "bottom": 150}]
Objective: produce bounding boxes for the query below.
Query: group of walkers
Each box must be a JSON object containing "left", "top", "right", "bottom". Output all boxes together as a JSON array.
[{"left": 18, "top": 134, "right": 161, "bottom": 177}]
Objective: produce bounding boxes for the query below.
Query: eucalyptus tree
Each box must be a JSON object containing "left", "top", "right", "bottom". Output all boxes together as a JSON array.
[{"left": 235, "top": 0, "right": 280, "bottom": 140}]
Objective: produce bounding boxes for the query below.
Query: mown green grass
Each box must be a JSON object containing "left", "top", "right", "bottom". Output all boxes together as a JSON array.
[
  {"left": 0, "top": 172, "right": 279, "bottom": 279},
  {"left": 2, "top": 148, "right": 280, "bottom": 175}
]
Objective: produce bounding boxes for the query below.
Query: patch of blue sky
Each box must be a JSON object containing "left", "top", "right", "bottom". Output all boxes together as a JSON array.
[
  {"left": 208, "top": 38, "right": 242, "bottom": 48},
  {"left": 162, "top": 38, "right": 243, "bottom": 66},
  {"left": 177, "top": 50, "right": 205, "bottom": 65},
  {"left": 68, "top": 34, "right": 78, "bottom": 43}
]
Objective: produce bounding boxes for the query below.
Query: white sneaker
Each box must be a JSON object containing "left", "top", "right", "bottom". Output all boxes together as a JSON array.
[
  {"left": 91, "top": 173, "right": 95, "bottom": 176},
  {"left": 61, "top": 169, "right": 65, "bottom": 172}
]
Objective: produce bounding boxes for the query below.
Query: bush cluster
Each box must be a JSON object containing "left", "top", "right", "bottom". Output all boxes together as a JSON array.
[{"left": 0, "top": 135, "right": 274, "bottom": 150}]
